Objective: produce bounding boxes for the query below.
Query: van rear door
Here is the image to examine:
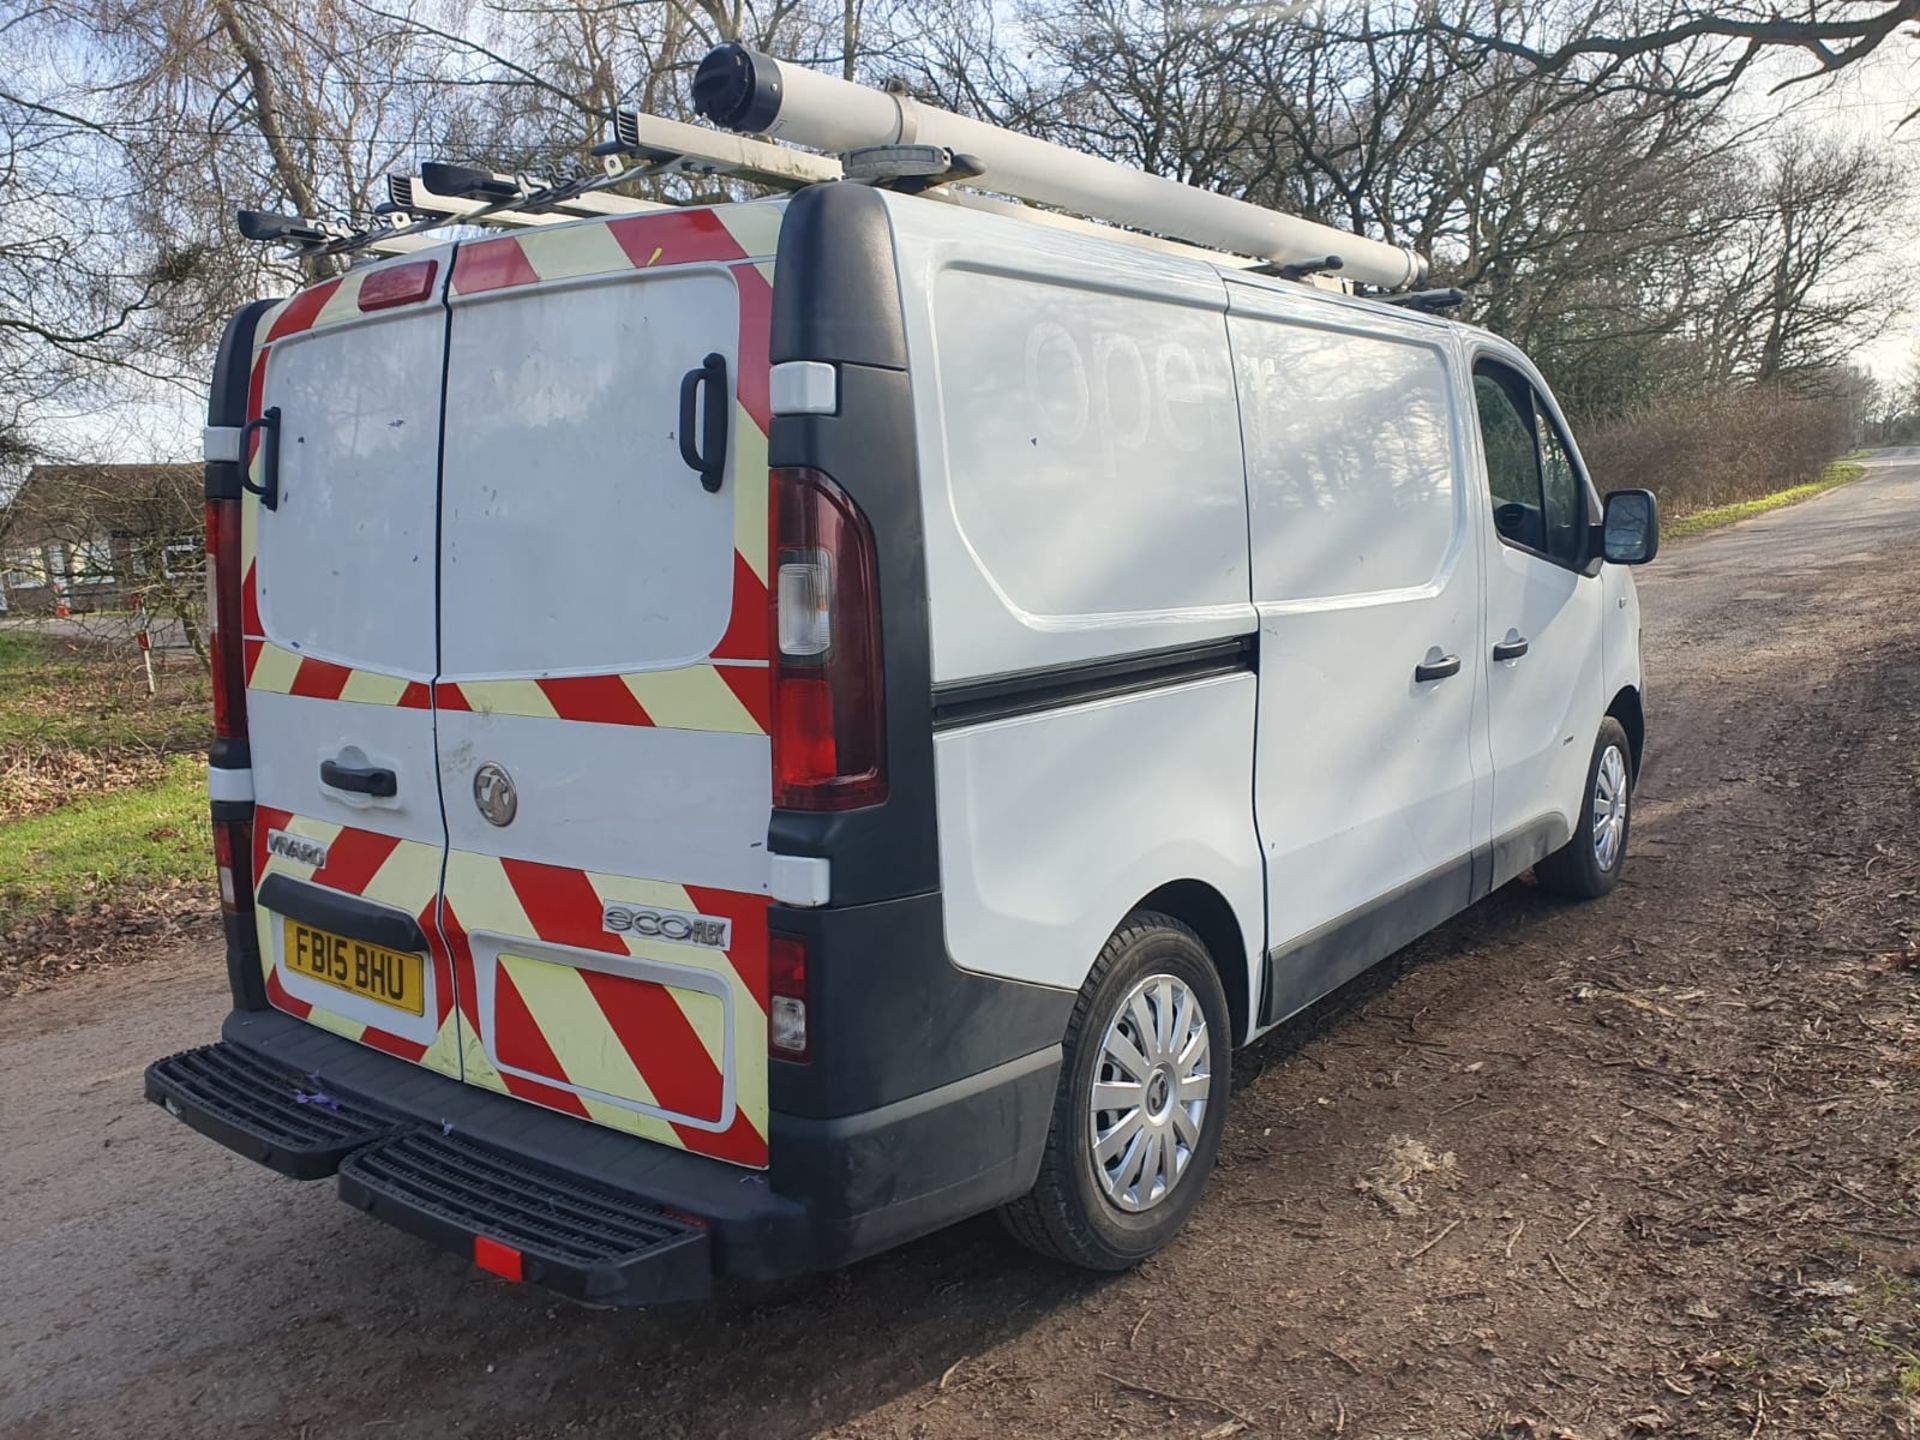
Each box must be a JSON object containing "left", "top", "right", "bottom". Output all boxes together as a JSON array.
[
  {"left": 242, "top": 249, "right": 461, "bottom": 1075},
  {"left": 430, "top": 208, "right": 781, "bottom": 1168}
]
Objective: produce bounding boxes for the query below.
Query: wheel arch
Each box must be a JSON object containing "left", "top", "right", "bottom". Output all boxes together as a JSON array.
[
  {"left": 1607, "top": 685, "right": 1645, "bottom": 778},
  {"left": 1129, "top": 879, "right": 1255, "bottom": 1047}
]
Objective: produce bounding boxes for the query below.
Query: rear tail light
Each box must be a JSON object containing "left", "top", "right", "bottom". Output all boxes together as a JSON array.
[
  {"left": 207, "top": 496, "right": 253, "bottom": 915},
  {"left": 212, "top": 815, "right": 253, "bottom": 917},
  {"left": 768, "top": 933, "right": 810, "bottom": 1058},
  {"left": 205, "top": 498, "right": 247, "bottom": 740},
  {"left": 770, "top": 468, "right": 885, "bottom": 810}
]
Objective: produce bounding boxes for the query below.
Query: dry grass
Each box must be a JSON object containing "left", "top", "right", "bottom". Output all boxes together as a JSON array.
[{"left": 1577, "top": 382, "right": 1851, "bottom": 520}]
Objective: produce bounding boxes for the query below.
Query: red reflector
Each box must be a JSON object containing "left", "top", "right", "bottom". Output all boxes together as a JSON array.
[
  {"left": 211, "top": 818, "right": 253, "bottom": 915},
  {"left": 473, "top": 1235, "right": 523, "bottom": 1282},
  {"left": 769, "top": 933, "right": 808, "bottom": 996},
  {"left": 358, "top": 259, "right": 439, "bottom": 312}
]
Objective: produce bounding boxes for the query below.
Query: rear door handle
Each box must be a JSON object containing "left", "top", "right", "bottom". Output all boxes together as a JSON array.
[
  {"left": 1492, "top": 637, "right": 1530, "bottom": 662},
  {"left": 1413, "top": 654, "right": 1461, "bottom": 683},
  {"left": 677, "top": 352, "right": 729, "bottom": 493},
  {"left": 320, "top": 759, "right": 397, "bottom": 797}
]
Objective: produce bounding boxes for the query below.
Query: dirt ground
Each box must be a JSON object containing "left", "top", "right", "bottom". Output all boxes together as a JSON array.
[{"left": 4, "top": 451, "right": 1918, "bottom": 1440}]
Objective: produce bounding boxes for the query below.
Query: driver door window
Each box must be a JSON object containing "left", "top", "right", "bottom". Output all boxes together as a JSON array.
[
  {"left": 1473, "top": 359, "right": 1589, "bottom": 571},
  {"left": 1473, "top": 365, "right": 1545, "bottom": 553}
]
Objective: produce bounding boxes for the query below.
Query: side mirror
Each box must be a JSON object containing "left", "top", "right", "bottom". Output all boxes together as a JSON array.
[{"left": 1599, "top": 489, "right": 1659, "bottom": 565}]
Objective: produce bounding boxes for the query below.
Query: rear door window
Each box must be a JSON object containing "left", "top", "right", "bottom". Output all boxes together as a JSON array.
[
  {"left": 438, "top": 268, "right": 741, "bottom": 678},
  {"left": 256, "top": 314, "right": 445, "bottom": 675}
]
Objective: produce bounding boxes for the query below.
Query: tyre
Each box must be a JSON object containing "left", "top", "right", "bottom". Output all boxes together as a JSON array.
[
  {"left": 999, "top": 912, "right": 1232, "bottom": 1270},
  {"left": 1535, "top": 716, "right": 1634, "bottom": 900}
]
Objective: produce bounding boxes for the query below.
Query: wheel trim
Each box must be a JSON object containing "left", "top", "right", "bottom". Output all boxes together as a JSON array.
[
  {"left": 1090, "top": 973, "right": 1211, "bottom": 1213},
  {"left": 1592, "top": 744, "right": 1629, "bottom": 871}
]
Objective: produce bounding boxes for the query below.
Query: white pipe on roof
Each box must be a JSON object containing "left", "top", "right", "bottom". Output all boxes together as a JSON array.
[{"left": 690, "top": 44, "right": 1428, "bottom": 291}]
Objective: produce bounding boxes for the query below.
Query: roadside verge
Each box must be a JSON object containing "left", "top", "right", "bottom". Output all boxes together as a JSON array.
[{"left": 1665, "top": 459, "right": 1867, "bottom": 541}]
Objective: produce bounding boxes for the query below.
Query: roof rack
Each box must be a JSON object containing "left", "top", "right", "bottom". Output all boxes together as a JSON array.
[{"left": 237, "top": 52, "right": 1432, "bottom": 295}]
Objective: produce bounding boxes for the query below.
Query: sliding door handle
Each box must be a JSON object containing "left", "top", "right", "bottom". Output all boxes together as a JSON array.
[
  {"left": 1492, "top": 637, "right": 1531, "bottom": 663},
  {"left": 1413, "top": 654, "right": 1461, "bottom": 683}
]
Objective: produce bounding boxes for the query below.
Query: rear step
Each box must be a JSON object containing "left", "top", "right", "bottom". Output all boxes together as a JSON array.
[
  {"left": 146, "top": 1042, "right": 407, "bottom": 1179},
  {"left": 339, "top": 1130, "right": 712, "bottom": 1306}
]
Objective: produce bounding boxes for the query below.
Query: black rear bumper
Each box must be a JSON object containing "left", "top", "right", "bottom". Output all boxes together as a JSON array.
[{"left": 148, "top": 1005, "right": 1059, "bottom": 1304}]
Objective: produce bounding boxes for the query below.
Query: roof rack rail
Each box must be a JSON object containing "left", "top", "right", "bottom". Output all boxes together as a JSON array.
[
  {"left": 1375, "top": 287, "right": 1468, "bottom": 314},
  {"left": 386, "top": 164, "right": 667, "bottom": 225},
  {"left": 236, "top": 209, "right": 440, "bottom": 259},
  {"left": 608, "top": 110, "right": 842, "bottom": 190}
]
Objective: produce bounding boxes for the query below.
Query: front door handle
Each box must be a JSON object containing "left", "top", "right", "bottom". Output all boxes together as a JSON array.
[
  {"left": 1413, "top": 654, "right": 1461, "bottom": 683},
  {"left": 320, "top": 759, "right": 397, "bottom": 797},
  {"left": 1492, "top": 637, "right": 1531, "bottom": 663}
]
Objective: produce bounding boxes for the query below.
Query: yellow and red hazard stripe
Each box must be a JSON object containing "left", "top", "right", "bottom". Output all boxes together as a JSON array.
[
  {"left": 252, "top": 805, "right": 461, "bottom": 1077},
  {"left": 439, "top": 857, "right": 771, "bottom": 1168}
]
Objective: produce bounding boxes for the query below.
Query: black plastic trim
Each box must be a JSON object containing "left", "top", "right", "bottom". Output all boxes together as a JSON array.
[
  {"left": 1262, "top": 814, "right": 1578, "bottom": 1029},
  {"left": 146, "top": 1042, "right": 409, "bottom": 1179},
  {"left": 1485, "top": 815, "right": 1572, "bottom": 894},
  {"left": 691, "top": 43, "right": 785, "bottom": 136},
  {"left": 769, "top": 1047, "right": 1059, "bottom": 1268},
  {"left": 222, "top": 908, "right": 268, "bottom": 1012},
  {"left": 338, "top": 1130, "right": 714, "bottom": 1306},
  {"left": 210, "top": 798, "right": 253, "bottom": 824},
  {"left": 206, "top": 300, "right": 277, "bottom": 500},
  {"left": 195, "top": 1007, "right": 1052, "bottom": 1285},
  {"left": 257, "top": 873, "right": 427, "bottom": 953},
  {"left": 1262, "top": 853, "right": 1475, "bottom": 1027},
  {"left": 933, "top": 635, "right": 1256, "bottom": 731},
  {"left": 767, "top": 890, "right": 1074, "bottom": 1119},
  {"left": 209, "top": 735, "right": 252, "bottom": 770},
  {"left": 769, "top": 185, "right": 908, "bottom": 372}
]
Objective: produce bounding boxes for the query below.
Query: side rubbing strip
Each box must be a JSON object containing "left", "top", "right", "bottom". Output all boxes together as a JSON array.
[{"left": 931, "top": 635, "right": 1256, "bottom": 731}]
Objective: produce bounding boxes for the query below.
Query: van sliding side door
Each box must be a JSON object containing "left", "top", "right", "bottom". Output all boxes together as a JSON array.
[{"left": 1226, "top": 282, "right": 1491, "bottom": 1026}]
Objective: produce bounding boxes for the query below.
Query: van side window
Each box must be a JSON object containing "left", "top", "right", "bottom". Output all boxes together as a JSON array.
[
  {"left": 1533, "top": 399, "right": 1586, "bottom": 568},
  {"left": 1472, "top": 364, "right": 1545, "bottom": 553}
]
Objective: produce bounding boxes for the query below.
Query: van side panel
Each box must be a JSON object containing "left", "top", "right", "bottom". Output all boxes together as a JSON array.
[
  {"left": 889, "top": 199, "right": 1256, "bottom": 683},
  {"left": 886, "top": 196, "right": 1265, "bottom": 1023}
]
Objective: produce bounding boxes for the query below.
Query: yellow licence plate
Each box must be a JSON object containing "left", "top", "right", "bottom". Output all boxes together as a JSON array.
[{"left": 283, "top": 920, "right": 425, "bottom": 1016}]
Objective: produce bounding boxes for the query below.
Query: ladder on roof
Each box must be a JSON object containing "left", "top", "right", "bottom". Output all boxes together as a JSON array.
[{"left": 237, "top": 48, "right": 1430, "bottom": 294}]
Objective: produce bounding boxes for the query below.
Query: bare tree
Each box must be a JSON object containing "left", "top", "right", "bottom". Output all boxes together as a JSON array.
[
  {"left": 1372, "top": 0, "right": 1920, "bottom": 123},
  {"left": 1696, "top": 128, "right": 1910, "bottom": 383}
]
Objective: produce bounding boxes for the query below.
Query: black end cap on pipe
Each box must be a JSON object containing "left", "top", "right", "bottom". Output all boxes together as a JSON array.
[{"left": 693, "top": 44, "right": 784, "bottom": 134}]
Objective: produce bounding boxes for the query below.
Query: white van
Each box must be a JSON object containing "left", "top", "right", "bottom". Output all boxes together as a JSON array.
[{"left": 149, "top": 99, "right": 1657, "bottom": 1303}]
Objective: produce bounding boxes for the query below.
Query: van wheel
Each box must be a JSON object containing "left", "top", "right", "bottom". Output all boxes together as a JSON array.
[
  {"left": 1535, "top": 717, "right": 1634, "bottom": 900},
  {"left": 999, "top": 913, "right": 1231, "bottom": 1270}
]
